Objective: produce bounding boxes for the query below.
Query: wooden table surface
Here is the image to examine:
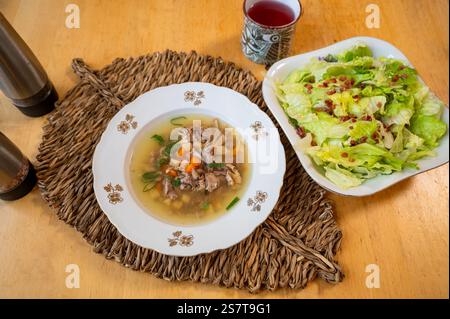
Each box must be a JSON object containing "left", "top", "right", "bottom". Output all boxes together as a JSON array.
[{"left": 0, "top": 0, "right": 448, "bottom": 299}]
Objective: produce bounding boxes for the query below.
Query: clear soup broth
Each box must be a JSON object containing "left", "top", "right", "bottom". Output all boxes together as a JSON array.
[{"left": 129, "top": 114, "right": 251, "bottom": 226}]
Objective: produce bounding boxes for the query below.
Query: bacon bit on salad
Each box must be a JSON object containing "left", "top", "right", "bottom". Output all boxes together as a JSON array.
[
  {"left": 350, "top": 140, "right": 357, "bottom": 146},
  {"left": 339, "top": 75, "right": 347, "bottom": 81},
  {"left": 349, "top": 126, "right": 354, "bottom": 129},
  {"left": 392, "top": 74, "right": 400, "bottom": 82},
  {"left": 351, "top": 118, "right": 357, "bottom": 123},
  {"left": 383, "top": 123, "right": 392, "bottom": 131},
  {"left": 353, "top": 94, "right": 360, "bottom": 101},
  {"left": 339, "top": 115, "right": 350, "bottom": 122},
  {"left": 376, "top": 102, "right": 382, "bottom": 108},
  {"left": 304, "top": 83, "right": 313, "bottom": 90},
  {"left": 316, "top": 106, "right": 329, "bottom": 113},
  {"left": 329, "top": 78, "right": 337, "bottom": 83},
  {"left": 399, "top": 65, "right": 406, "bottom": 70},
  {"left": 362, "top": 115, "right": 372, "bottom": 121},
  {"left": 341, "top": 152, "right": 349, "bottom": 158},
  {"left": 310, "top": 140, "right": 317, "bottom": 146},
  {"left": 400, "top": 73, "right": 408, "bottom": 79},
  {"left": 318, "top": 106, "right": 334, "bottom": 115},
  {"left": 327, "top": 89, "right": 336, "bottom": 95},
  {"left": 371, "top": 132, "right": 378, "bottom": 139},
  {"left": 359, "top": 136, "right": 368, "bottom": 143},
  {"left": 296, "top": 126, "right": 306, "bottom": 138}
]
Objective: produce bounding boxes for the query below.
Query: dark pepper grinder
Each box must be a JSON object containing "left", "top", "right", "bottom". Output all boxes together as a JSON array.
[
  {"left": 0, "top": 12, "right": 57, "bottom": 117},
  {"left": 0, "top": 132, "right": 36, "bottom": 200}
]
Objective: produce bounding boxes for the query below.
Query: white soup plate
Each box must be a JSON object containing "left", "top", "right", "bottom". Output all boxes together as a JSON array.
[{"left": 93, "top": 82, "right": 285, "bottom": 256}]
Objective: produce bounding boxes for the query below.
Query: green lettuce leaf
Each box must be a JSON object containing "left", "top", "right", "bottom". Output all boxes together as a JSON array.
[
  {"left": 325, "top": 165, "right": 363, "bottom": 189},
  {"left": 383, "top": 97, "right": 415, "bottom": 126},
  {"left": 330, "top": 91, "right": 354, "bottom": 116},
  {"left": 410, "top": 114, "right": 447, "bottom": 147},
  {"left": 302, "top": 112, "right": 349, "bottom": 145},
  {"left": 348, "top": 120, "right": 378, "bottom": 140},
  {"left": 416, "top": 92, "right": 445, "bottom": 118},
  {"left": 347, "top": 95, "right": 387, "bottom": 117},
  {"left": 283, "top": 70, "right": 315, "bottom": 84},
  {"left": 337, "top": 44, "right": 373, "bottom": 62}
]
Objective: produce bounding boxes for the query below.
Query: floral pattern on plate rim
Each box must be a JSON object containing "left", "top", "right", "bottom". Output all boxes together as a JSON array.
[
  {"left": 247, "top": 191, "right": 268, "bottom": 212},
  {"left": 184, "top": 90, "right": 205, "bottom": 105},
  {"left": 168, "top": 231, "right": 194, "bottom": 247},
  {"left": 250, "top": 121, "right": 268, "bottom": 140},
  {"left": 117, "top": 114, "right": 138, "bottom": 134},
  {"left": 104, "top": 183, "right": 124, "bottom": 204}
]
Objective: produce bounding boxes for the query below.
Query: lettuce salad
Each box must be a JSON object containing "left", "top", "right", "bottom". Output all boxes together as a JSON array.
[{"left": 276, "top": 44, "right": 447, "bottom": 189}]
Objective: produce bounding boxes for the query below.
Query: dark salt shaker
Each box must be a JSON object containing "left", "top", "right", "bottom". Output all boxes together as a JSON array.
[
  {"left": 0, "top": 12, "right": 57, "bottom": 117},
  {"left": 0, "top": 132, "right": 36, "bottom": 201}
]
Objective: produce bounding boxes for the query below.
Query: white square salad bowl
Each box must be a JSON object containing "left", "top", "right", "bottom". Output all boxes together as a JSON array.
[{"left": 263, "top": 36, "right": 449, "bottom": 196}]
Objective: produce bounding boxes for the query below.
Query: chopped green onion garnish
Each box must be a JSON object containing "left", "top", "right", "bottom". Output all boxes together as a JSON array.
[
  {"left": 172, "top": 178, "right": 181, "bottom": 187},
  {"left": 156, "top": 157, "right": 169, "bottom": 168},
  {"left": 200, "top": 202, "right": 209, "bottom": 210},
  {"left": 226, "top": 197, "right": 239, "bottom": 210},
  {"left": 207, "top": 163, "right": 225, "bottom": 169},
  {"left": 170, "top": 116, "right": 187, "bottom": 126},
  {"left": 143, "top": 182, "right": 156, "bottom": 192},
  {"left": 163, "top": 141, "right": 177, "bottom": 157},
  {"left": 151, "top": 134, "right": 164, "bottom": 145},
  {"left": 142, "top": 171, "right": 160, "bottom": 182}
]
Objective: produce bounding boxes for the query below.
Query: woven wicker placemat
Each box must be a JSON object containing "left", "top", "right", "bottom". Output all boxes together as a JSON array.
[{"left": 35, "top": 50, "right": 343, "bottom": 293}]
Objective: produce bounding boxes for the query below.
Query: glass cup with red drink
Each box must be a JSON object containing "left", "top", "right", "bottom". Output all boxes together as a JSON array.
[{"left": 241, "top": 0, "right": 302, "bottom": 66}]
